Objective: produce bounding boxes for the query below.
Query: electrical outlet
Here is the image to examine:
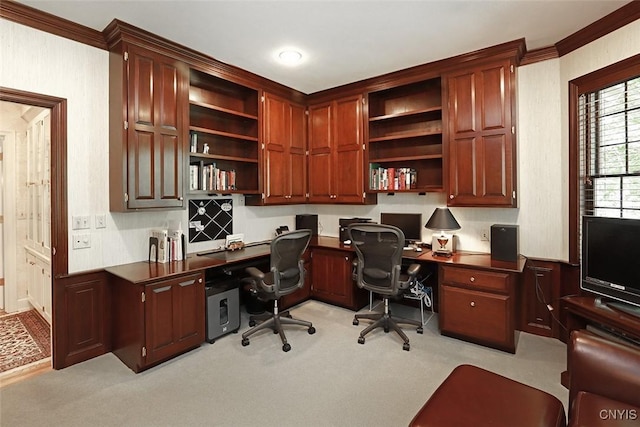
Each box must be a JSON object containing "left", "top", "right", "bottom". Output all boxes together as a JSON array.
[
  {"left": 95, "top": 214, "right": 107, "bottom": 229},
  {"left": 72, "top": 215, "right": 90, "bottom": 230},
  {"left": 480, "top": 228, "right": 490, "bottom": 241}
]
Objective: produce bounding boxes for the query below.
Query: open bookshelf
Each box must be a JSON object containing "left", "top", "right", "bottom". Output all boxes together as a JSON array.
[
  {"left": 188, "top": 69, "right": 259, "bottom": 194},
  {"left": 367, "top": 78, "right": 444, "bottom": 193}
]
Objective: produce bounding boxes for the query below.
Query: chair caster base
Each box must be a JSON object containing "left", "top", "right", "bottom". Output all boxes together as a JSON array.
[
  {"left": 358, "top": 336, "right": 365, "bottom": 344},
  {"left": 403, "top": 342, "right": 410, "bottom": 351},
  {"left": 353, "top": 319, "right": 359, "bottom": 326},
  {"left": 417, "top": 327, "right": 424, "bottom": 334},
  {"left": 308, "top": 326, "right": 316, "bottom": 334},
  {"left": 241, "top": 338, "right": 250, "bottom": 347},
  {"left": 282, "top": 343, "right": 291, "bottom": 352},
  {"left": 249, "top": 320, "right": 256, "bottom": 327}
]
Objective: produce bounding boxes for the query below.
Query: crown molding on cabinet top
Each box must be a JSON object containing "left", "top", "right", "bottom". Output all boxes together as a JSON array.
[{"left": 2, "top": 0, "right": 638, "bottom": 94}]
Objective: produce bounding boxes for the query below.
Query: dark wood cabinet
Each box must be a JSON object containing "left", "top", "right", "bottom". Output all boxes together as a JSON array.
[
  {"left": 53, "top": 271, "right": 111, "bottom": 369},
  {"left": 520, "top": 260, "right": 560, "bottom": 338},
  {"left": 109, "top": 43, "right": 188, "bottom": 211},
  {"left": 367, "top": 78, "right": 445, "bottom": 193},
  {"left": 439, "top": 264, "right": 517, "bottom": 352},
  {"left": 445, "top": 58, "right": 517, "bottom": 207},
  {"left": 248, "top": 92, "right": 306, "bottom": 205},
  {"left": 187, "top": 69, "right": 260, "bottom": 194},
  {"left": 111, "top": 271, "right": 205, "bottom": 373},
  {"left": 308, "top": 95, "right": 375, "bottom": 204},
  {"left": 310, "top": 247, "right": 367, "bottom": 310}
]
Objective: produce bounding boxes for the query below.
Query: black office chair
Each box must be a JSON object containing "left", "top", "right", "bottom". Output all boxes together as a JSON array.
[
  {"left": 348, "top": 223, "right": 423, "bottom": 351},
  {"left": 241, "top": 229, "right": 315, "bottom": 352}
]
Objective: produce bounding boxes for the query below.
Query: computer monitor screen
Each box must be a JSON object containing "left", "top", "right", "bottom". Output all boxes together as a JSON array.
[{"left": 380, "top": 213, "right": 422, "bottom": 244}]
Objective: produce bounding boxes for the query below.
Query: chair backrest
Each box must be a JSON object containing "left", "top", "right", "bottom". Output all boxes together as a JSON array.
[
  {"left": 347, "top": 223, "right": 404, "bottom": 296},
  {"left": 270, "top": 229, "right": 312, "bottom": 297}
]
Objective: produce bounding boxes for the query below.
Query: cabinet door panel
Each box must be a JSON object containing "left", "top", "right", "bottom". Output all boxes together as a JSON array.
[
  {"left": 158, "top": 63, "right": 180, "bottom": 130},
  {"left": 480, "top": 64, "right": 507, "bottom": 131},
  {"left": 440, "top": 285, "right": 510, "bottom": 347},
  {"left": 449, "top": 136, "right": 477, "bottom": 198},
  {"left": 333, "top": 95, "right": 364, "bottom": 202},
  {"left": 449, "top": 72, "right": 476, "bottom": 134},
  {"left": 308, "top": 103, "right": 333, "bottom": 202},
  {"left": 289, "top": 102, "right": 307, "bottom": 202},
  {"left": 146, "top": 283, "right": 176, "bottom": 362},
  {"left": 335, "top": 149, "right": 363, "bottom": 202},
  {"left": 131, "top": 54, "right": 154, "bottom": 127},
  {"left": 129, "top": 130, "right": 154, "bottom": 200},
  {"left": 175, "top": 276, "right": 202, "bottom": 342},
  {"left": 160, "top": 134, "right": 181, "bottom": 200},
  {"left": 481, "top": 134, "right": 509, "bottom": 199}
]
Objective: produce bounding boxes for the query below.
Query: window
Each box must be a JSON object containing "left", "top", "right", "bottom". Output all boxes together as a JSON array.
[
  {"left": 569, "top": 54, "right": 640, "bottom": 263},
  {"left": 579, "top": 76, "right": 640, "bottom": 219}
]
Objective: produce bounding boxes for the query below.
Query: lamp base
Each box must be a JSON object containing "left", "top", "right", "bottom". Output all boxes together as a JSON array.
[
  {"left": 432, "top": 250, "right": 453, "bottom": 258},
  {"left": 431, "top": 232, "right": 455, "bottom": 255}
]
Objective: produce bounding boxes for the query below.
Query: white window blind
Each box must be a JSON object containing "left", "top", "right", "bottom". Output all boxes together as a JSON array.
[{"left": 579, "top": 76, "right": 640, "bottom": 220}]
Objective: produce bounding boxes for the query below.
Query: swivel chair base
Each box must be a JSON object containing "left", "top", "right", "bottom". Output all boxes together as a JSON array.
[
  {"left": 241, "top": 300, "right": 315, "bottom": 352},
  {"left": 353, "top": 298, "right": 423, "bottom": 351}
]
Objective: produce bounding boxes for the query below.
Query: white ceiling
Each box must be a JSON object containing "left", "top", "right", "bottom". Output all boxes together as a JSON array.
[{"left": 19, "top": 0, "right": 628, "bottom": 94}]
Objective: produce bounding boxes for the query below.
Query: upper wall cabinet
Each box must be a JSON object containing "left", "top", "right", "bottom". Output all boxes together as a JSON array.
[
  {"left": 246, "top": 92, "right": 306, "bottom": 205},
  {"left": 308, "top": 94, "right": 376, "bottom": 204},
  {"left": 187, "top": 69, "right": 260, "bottom": 195},
  {"left": 444, "top": 58, "right": 517, "bottom": 207},
  {"left": 109, "top": 43, "right": 189, "bottom": 211},
  {"left": 367, "top": 78, "right": 445, "bottom": 193}
]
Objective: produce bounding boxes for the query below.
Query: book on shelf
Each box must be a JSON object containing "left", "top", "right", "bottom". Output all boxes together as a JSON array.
[
  {"left": 190, "top": 132, "right": 198, "bottom": 153},
  {"left": 150, "top": 228, "right": 185, "bottom": 263},
  {"left": 369, "top": 164, "right": 418, "bottom": 191},
  {"left": 192, "top": 162, "right": 237, "bottom": 192}
]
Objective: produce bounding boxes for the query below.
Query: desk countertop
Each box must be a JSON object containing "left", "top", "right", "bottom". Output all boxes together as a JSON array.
[{"left": 105, "top": 235, "right": 525, "bottom": 284}]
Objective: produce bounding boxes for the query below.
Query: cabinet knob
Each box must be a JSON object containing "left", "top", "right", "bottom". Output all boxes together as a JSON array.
[
  {"left": 470, "top": 276, "right": 475, "bottom": 283},
  {"left": 345, "top": 256, "right": 349, "bottom": 261},
  {"left": 470, "top": 301, "right": 476, "bottom": 307},
  {"left": 449, "top": 194, "right": 454, "bottom": 199}
]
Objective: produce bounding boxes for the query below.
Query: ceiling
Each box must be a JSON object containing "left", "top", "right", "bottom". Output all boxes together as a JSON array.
[{"left": 19, "top": 0, "right": 629, "bottom": 94}]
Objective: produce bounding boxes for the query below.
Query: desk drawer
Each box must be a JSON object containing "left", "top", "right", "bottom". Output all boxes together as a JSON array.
[
  {"left": 441, "top": 266, "right": 509, "bottom": 293},
  {"left": 440, "top": 285, "right": 512, "bottom": 351}
]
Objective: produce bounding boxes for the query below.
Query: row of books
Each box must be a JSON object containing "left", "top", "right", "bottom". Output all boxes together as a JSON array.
[
  {"left": 369, "top": 164, "right": 418, "bottom": 191},
  {"left": 150, "top": 228, "right": 185, "bottom": 263},
  {"left": 189, "top": 163, "right": 237, "bottom": 192}
]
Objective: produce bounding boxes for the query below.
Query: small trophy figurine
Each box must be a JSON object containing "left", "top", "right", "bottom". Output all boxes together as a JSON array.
[{"left": 203, "top": 143, "right": 209, "bottom": 154}]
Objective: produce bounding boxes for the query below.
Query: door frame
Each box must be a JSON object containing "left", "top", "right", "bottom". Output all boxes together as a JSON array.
[{"left": 0, "top": 87, "right": 68, "bottom": 367}]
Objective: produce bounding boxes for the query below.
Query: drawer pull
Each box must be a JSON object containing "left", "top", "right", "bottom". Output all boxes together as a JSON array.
[
  {"left": 470, "top": 276, "right": 475, "bottom": 283},
  {"left": 470, "top": 301, "right": 476, "bottom": 307}
]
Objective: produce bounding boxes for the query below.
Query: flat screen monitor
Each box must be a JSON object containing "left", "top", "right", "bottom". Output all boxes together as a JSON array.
[
  {"left": 380, "top": 213, "right": 422, "bottom": 245},
  {"left": 581, "top": 215, "right": 640, "bottom": 317}
]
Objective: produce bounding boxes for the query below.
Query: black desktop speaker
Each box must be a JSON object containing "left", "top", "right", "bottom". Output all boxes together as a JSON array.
[
  {"left": 296, "top": 214, "right": 318, "bottom": 236},
  {"left": 491, "top": 224, "right": 519, "bottom": 262}
]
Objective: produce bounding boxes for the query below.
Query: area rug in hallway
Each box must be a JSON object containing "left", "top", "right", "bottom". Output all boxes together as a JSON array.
[{"left": 0, "top": 310, "right": 51, "bottom": 373}]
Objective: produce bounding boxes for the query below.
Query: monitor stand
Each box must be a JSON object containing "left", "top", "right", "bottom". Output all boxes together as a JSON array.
[{"left": 605, "top": 301, "right": 640, "bottom": 320}]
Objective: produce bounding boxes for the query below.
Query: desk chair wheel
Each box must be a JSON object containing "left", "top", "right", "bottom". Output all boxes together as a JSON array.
[
  {"left": 242, "top": 338, "right": 250, "bottom": 347},
  {"left": 417, "top": 327, "right": 424, "bottom": 334},
  {"left": 282, "top": 343, "right": 291, "bottom": 352},
  {"left": 308, "top": 326, "right": 316, "bottom": 334},
  {"left": 384, "top": 326, "right": 390, "bottom": 333},
  {"left": 249, "top": 320, "right": 256, "bottom": 327},
  {"left": 403, "top": 342, "right": 410, "bottom": 351},
  {"left": 353, "top": 319, "right": 359, "bottom": 326},
  {"left": 358, "top": 336, "right": 365, "bottom": 344}
]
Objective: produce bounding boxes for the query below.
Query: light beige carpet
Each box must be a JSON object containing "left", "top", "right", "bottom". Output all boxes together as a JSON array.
[{"left": 0, "top": 300, "right": 568, "bottom": 426}]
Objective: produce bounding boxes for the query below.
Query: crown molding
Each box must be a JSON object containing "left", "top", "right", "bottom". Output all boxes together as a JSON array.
[
  {"left": 0, "top": 0, "right": 106, "bottom": 50},
  {"left": 521, "top": 46, "right": 560, "bottom": 66},
  {"left": 555, "top": 1, "right": 640, "bottom": 57}
]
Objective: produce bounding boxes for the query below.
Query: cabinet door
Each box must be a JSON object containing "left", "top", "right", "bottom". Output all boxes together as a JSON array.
[
  {"left": 311, "top": 248, "right": 355, "bottom": 307},
  {"left": 263, "top": 93, "right": 307, "bottom": 204},
  {"left": 126, "top": 44, "right": 187, "bottom": 209},
  {"left": 144, "top": 273, "right": 204, "bottom": 366},
  {"left": 440, "top": 285, "right": 513, "bottom": 351},
  {"left": 307, "top": 102, "right": 334, "bottom": 203},
  {"left": 521, "top": 261, "right": 560, "bottom": 337},
  {"left": 333, "top": 94, "right": 365, "bottom": 203},
  {"left": 446, "top": 59, "right": 516, "bottom": 207}
]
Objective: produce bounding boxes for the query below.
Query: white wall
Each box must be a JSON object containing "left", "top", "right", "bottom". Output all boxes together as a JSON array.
[{"left": 2, "top": 18, "right": 639, "bottom": 272}]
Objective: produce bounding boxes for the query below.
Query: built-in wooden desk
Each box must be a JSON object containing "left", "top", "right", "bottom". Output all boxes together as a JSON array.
[{"left": 100, "top": 237, "right": 526, "bottom": 371}]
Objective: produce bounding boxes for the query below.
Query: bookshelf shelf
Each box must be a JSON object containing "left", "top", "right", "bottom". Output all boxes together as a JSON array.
[
  {"left": 188, "top": 68, "right": 260, "bottom": 195},
  {"left": 367, "top": 78, "right": 444, "bottom": 193}
]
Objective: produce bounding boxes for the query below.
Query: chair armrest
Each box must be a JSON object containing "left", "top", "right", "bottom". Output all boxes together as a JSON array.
[
  {"left": 568, "top": 330, "right": 640, "bottom": 413},
  {"left": 245, "top": 266, "right": 265, "bottom": 281},
  {"left": 406, "top": 263, "right": 421, "bottom": 277}
]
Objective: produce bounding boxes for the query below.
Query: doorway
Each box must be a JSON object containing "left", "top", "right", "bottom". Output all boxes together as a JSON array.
[{"left": 0, "top": 87, "right": 68, "bottom": 370}]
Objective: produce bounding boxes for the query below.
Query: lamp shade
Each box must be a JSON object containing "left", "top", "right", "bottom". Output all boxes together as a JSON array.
[{"left": 425, "top": 208, "right": 461, "bottom": 231}]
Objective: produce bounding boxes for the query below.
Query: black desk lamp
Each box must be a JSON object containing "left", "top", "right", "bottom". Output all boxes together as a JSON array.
[{"left": 425, "top": 208, "right": 461, "bottom": 257}]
